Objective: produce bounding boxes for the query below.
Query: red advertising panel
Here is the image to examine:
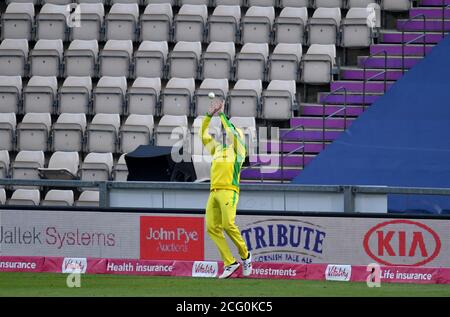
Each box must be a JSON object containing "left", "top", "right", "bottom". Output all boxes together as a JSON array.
[{"left": 140, "top": 216, "right": 204, "bottom": 260}]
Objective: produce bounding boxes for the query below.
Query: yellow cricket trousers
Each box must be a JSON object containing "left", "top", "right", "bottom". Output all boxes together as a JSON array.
[{"left": 205, "top": 189, "right": 249, "bottom": 266}]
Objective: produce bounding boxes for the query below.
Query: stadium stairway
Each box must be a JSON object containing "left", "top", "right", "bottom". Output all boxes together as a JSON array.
[{"left": 241, "top": 0, "right": 450, "bottom": 183}]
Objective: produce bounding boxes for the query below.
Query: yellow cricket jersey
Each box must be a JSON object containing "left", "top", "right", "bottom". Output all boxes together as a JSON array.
[{"left": 201, "top": 112, "right": 246, "bottom": 193}]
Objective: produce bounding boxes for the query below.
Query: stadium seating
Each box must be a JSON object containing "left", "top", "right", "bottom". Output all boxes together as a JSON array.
[
  {"left": 105, "top": 3, "right": 139, "bottom": 41},
  {"left": 36, "top": 4, "right": 70, "bottom": 41},
  {"left": 0, "top": 113, "right": 16, "bottom": 151},
  {"left": 241, "top": 6, "right": 275, "bottom": 44},
  {"left": 235, "top": 43, "right": 268, "bottom": 81},
  {"left": 0, "top": 150, "right": 10, "bottom": 180},
  {"left": 41, "top": 189, "right": 74, "bottom": 206},
  {"left": 268, "top": 43, "right": 302, "bottom": 81},
  {"left": 93, "top": 76, "right": 127, "bottom": 114},
  {"left": 52, "top": 113, "right": 87, "bottom": 152},
  {"left": 161, "top": 77, "right": 195, "bottom": 116},
  {"left": 140, "top": 3, "right": 173, "bottom": 42},
  {"left": 274, "top": 7, "right": 308, "bottom": 45},
  {"left": 7, "top": 189, "right": 40, "bottom": 206},
  {"left": 86, "top": 113, "right": 121, "bottom": 153},
  {"left": 112, "top": 153, "right": 128, "bottom": 181},
  {"left": 23, "top": 76, "right": 58, "bottom": 114},
  {"left": 207, "top": 5, "right": 240, "bottom": 43},
  {"left": 0, "top": 76, "right": 22, "bottom": 113},
  {"left": 2, "top": 2, "right": 35, "bottom": 41},
  {"left": 75, "top": 190, "right": 100, "bottom": 207},
  {"left": 228, "top": 79, "right": 262, "bottom": 117},
  {"left": 11, "top": 150, "right": 45, "bottom": 189},
  {"left": 0, "top": 39, "right": 29, "bottom": 76},
  {"left": 72, "top": 3, "right": 104, "bottom": 41},
  {"left": 58, "top": 76, "right": 92, "bottom": 114},
  {"left": 17, "top": 113, "right": 52, "bottom": 151},
  {"left": 80, "top": 152, "right": 113, "bottom": 182},
  {"left": 64, "top": 40, "right": 99, "bottom": 77},
  {"left": 194, "top": 78, "right": 229, "bottom": 116},
  {"left": 174, "top": 4, "right": 208, "bottom": 42},
  {"left": 30, "top": 39, "right": 63, "bottom": 77},
  {"left": 38, "top": 151, "right": 80, "bottom": 180},
  {"left": 201, "top": 42, "right": 235, "bottom": 80},
  {"left": 134, "top": 41, "right": 169, "bottom": 79},
  {"left": 99, "top": 40, "right": 133, "bottom": 77},
  {"left": 119, "top": 114, "right": 155, "bottom": 153},
  {"left": 168, "top": 41, "right": 202, "bottom": 79}
]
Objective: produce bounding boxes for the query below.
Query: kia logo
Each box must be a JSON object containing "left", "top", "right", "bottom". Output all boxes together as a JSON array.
[{"left": 363, "top": 220, "right": 441, "bottom": 266}]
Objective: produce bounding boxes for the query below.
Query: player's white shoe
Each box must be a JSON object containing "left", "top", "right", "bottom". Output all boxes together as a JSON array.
[
  {"left": 242, "top": 252, "right": 252, "bottom": 277},
  {"left": 219, "top": 262, "right": 240, "bottom": 279}
]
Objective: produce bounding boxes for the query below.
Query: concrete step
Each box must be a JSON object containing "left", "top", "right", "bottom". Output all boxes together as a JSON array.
[
  {"left": 340, "top": 67, "right": 404, "bottom": 80},
  {"left": 318, "top": 92, "right": 381, "bottom": 105},
  {"left": 370, "top": 44, "right": 434, "bottom": 56},
  {"left": 300, "top": 103, "right": 366, "bottom": 117},
  {"left": 331, "top": 80, "right": 394, "bottom": 93},
  {"left": 397, "top": 19, "right": 450, "bottom": 31}
]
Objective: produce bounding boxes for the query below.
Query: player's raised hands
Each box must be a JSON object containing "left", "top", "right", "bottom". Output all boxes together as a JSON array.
[{"left": 208, "top": 99, "right": 225, "bottom": 116}]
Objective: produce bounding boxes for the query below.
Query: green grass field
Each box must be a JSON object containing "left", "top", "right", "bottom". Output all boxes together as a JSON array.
[{"left": 0, "top": 272, "right": 449, "bottom": 297}]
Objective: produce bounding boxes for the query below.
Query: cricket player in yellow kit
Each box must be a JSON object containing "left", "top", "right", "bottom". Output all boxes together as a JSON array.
[{"left": 201, "top": 99, "right": 252, "bottom": 279}]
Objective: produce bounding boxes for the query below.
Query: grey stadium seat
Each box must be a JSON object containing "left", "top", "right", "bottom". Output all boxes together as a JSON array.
[
  {"left": 72, "top": 3, "right": 105, "bottom": 41},
  {"left": 308, "top": 8, "right": 341, "bottom": 45},
  {"left": 207, "top": 5, "right": 241, "bottom": 43},
  {"left": 23, "top": 76, "right": 58, "bottom": 114},
  {"left": 261, "top": 80, "right": 296, "bottom": 120},
  {"left": 105, "top": 3, "right": 139, "bottom": 41},
  {"left": 156, "top": 115, "right": 189, "bottom": 148},
  {"left": 228, "top": 79, "right": 262, "bottom": 118},
  {"left": 241, "top": 6, "right": 275, "bottom": 44},
  {"left": 52, "top": 113, "right": 87, "bottom": 152},
  {"left": 380, "top": 0, "right": 412, "bottom": 11},
  {"left": 81, "top": 152, "right": 113, "bottom": 182},
  {"left": 0, "top": 113, "right": 16, "bottom": 151},
  {"left": 341, "top": 8, "right": 374, "bottom": 48},
  {"left": 215, "top": 0, "right": 244, "bottom": 5},
  {"left": 174, "top": 4, "right": 208, "bottom": 42},
  {"left": 201, "top": 42, "right": 235, "bottom": 80},
  {"left": 280, "top": 0, "right": 309, "bottom": 7},
  {"left": 112, "top": 153, "right": 128, "bottom": 181},
  {"left": 36, "top": 4, "right": 70, "bottom": 41},
  {"left": 145, "top": 0, "right": 176, "bottom": 4},
  {"left": 30, "top": 39, "right": 64, "bottom": 77},
  {"left": 194, "top": 78, "right": 229, "bottom": 116},
  {"left": 179, "top": 0, "right": 209, "bottom": 4},
  {"left": 1, "top": 3, "right": 35, "bottom": 41},
  {"left": 268, "top": 43, "right": 302, "bottom": 81},
  {"left": 64, "top": 40, "right": 99, "bottom": 77},
  {"left": 75, "top": 190, "right": 100, "bottom": 207},
  {"left": 235, "top": 43, "right": 268, "bottom": 81},
  {"left": 7, "top": 189, "right": 40, "bottom": 206},
  {"left": 99, "top": 40, "right": 133, "bottom": 77},
  {"left": 17, "top": 113, "right": 52, "bottom": 151},
  {"left": 161, "top": 77, "right": 195, "bottom": 116},
  {"left": 247, "top": 0, "right": 276, "bottom": 6},
  {"left": 93, "top": 76, "right": 127, "bottom": 115},
  {"left": 0, "top": 189, "right": 5, "bottom": 205},
  {"left": 38, "top": 151, "right": 80, "bottom": 180},
  {"left": 11, "top": 150, "right": 45, "bottom": 189},
  {"left": 127, "top": 77, "right": 161, "bottom": 115},
  {"left": 0, "top": 39, "right": 29, "bottom": 77},
  {"left": 140, "top": 3, "right": 173, "bottom": 42},
  {"left": 274, "top": 7, "right": 308, "bottom": 45},
  {"left": 301, "top": 44, "right": 336, "bottom": 84},
  {"left": 120, "top": 114, "right": 155, "bottom": 153},
  {"left": 134, "top": 41, "right": 168, "bottom": 79},
  {"left": 0, "top": 76, "right": 22, "bottom": 113},
  {"left": 41, "top": 190, "right": 74, "bottom": 206},
  {"left": 168, "top": 41, "right": 202, "bottom": 79},
  {"left": 86, "top": 113, "right": 121, "bottom": 153},
  {"left": 0, "top": 150, "right": 10, "bottom": 180},
  {"left": 313, "top": 0, "right": 344, "bottom": 8},
  {"left": 58, "top": 76, "right": 92, "bottom": 114}
]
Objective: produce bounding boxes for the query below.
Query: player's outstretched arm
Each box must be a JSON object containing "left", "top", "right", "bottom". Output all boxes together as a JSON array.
[{"left": 200, "top": 102, "right": 221, "bottom": 155}]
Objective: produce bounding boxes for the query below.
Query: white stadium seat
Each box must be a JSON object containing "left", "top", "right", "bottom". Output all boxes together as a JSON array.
[
  {"left": 156, "top": 115, "right": 189, "bottom": 148},
  {"left": 280, "top": 0, "right": 309, "bottom": 7},
  {"left": 268, "top": 43, "right": 302, "bottom": 81},
  {"left": 86, "top": 113, "right": 121, "bottom": 153},
  {"left": 207, "top": 5, "right": 241, "bottom": 43},
  {"left": 120, "top": 114, "right": 155, "bottom": 153},
  {"left": 0, "top": 150, "right": 10, "bottom": 180},
  {"left": 161, "top": 77, "right": 195, "bottom": 116},
  {"left": 0, "top": 39, "right": 29, "bottom": 77},
  {"left": 58, "top": 76, "right": 93, "bottom": 114},
  {"left": 80, "top": 152, "right": 113, "bottom": 182},
  {"left": 41, "top": 190, "right": 74, "bottom": 206},
  {"left": 133, "top": 41, "right": 169, "bottom": 79},
  {"left": 247, "top": 0, "right": 276, "bottom": 6},
  {"left": 17, "top": 113, "right": 52, "bottom": 152},
  {"left": 0, "top": 189, "right": 5, "bottom": 205},
  {"left": 174, "top": 4, "right": 208, "bottom": 42},
  {"left": 105, "top": 3, "right": 139, "bottom": 41},
  {"left": 241, "top": 6, "right": 275, "bottom": 44},
  {"left": 93, "top": 76, "right": 127, "bottom": 114},
  {"left": 1, "top": 3, "right": 35, "bottom": 41},
  {"left": 38, "top": 151, "right": 80, "bottom": 180},
  {"left": 75, "top": 190, "right": 100, "bottom": 207},
  {"left": 301, "top": 44, "right": 336, "bottom": 84},
  {"left": 261, "top": 80, "right": 296, "bottom": 120},
  {"left": 52, "top": 113, "right": 87, "bottom": 152},
  {"left": 308, "top": 8, "right": 341, "bottom": 45},
  {"left": 201, "top": 41, "right": 235, "bottom": 80},
  {"left": 64, "top": 40, "right": 99, "bottom": 77},
  {"left": 72, "top": 3, "right": 105, "bottom": 41},
  {"left": 381, "top": 0, "right": 412, "bottom": 11},
  {"left": 7, "top": 189, "right": 40, "bottom": 206},
  {"left": 36, "top": 4, "right": 70, "bottom": 41},
  {"left": 168, "top": 41, "right": 202, "bottom": 79},
  {"left": 23, "top": 76, "right": 58, "bottom": 114},
  {"left": 0, "top": 76, "right": 22, "bottom": 113},
  {"left": 274, "top": 7, "right": 308, "bottom": 44},
  {"left": 140, "top": 3, "right": 173, "bottom": 42},
  {"left": 194, "top": 78, "right": 229, "bottom": 116},
  {"left": 99, "top": 40, "right": 133, "bottom": 77},
  {"left": 11, "top": 150, "right": 45, "bottom": 189},
  {"left": 30, "top": 39, "right": 64, "bottom": 77},
  {"left": 235, "top": 43, "right": 268, "bottom": 81},
  {"left": 0, "top": 113, "right": 16, "bottom": 151},
  {"left": 112, "top": 153, "right": 128, "bottom": 181},
  {"left": 313, "top": 0, "right": 344, "bottom": 8},
  {"left": 127, "top": 77, "right": 161, "bottom": 115},
  {"left": 341, "top": 8, "right": 374, "bottom": 48},
  {"left": 229, "top": 79, "right": 262, "bottom": 118}
]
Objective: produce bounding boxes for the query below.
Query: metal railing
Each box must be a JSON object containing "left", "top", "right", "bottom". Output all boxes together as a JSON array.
[
  {"left": 321, "top": 87, "right": 348, "bottom": 150},
  {"left": 280, "top": 124, "right": 306, "bottom": 184},
  {"left": 362, "top": 50, "right": 388, "bottom": 110},
  {"left": 401, "top": 13, "right": 427, "bottom": 74}
]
